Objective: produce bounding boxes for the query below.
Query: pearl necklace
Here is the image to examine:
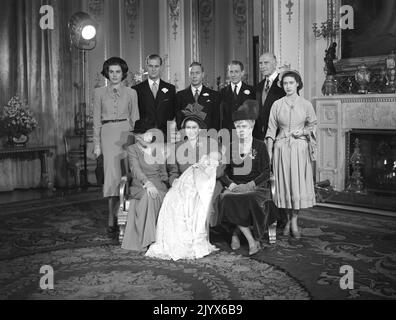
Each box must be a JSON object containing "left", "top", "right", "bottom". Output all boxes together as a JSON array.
[{"left": 284, "top": 96, "right": 297, "bottom": 108}]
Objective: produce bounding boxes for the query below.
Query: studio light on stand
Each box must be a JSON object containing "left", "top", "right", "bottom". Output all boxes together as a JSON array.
[{"left": 68, "top": 12, "right": 97, "bottom": 188}]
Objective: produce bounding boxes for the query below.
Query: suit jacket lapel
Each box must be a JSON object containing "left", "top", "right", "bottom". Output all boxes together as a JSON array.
[
  {"left": 237, "top": 82, "right": 247, "bottom": 105},
  {"left": 155, "top": 80, "right": 164, "bottom": 102},
  {"left": 268, "top": 74, "right": 280, "bottom": 96},
  {"left": 188, "top": 87, "right": 195, "bottom": 103},
  {"left": 197, "top": 86, "right": 207, "bottom": 104},
  {"left": 144, "top": 80, "right": 156, "bottom": 101}
]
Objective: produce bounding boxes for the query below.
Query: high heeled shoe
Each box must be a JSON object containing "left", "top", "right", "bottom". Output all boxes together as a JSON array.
[
  {"left": 283, "top": 222, "right": 291, "bottom": 236},
  {"left": 231, "top": 235, "right": 240, "bottom": 250},
  {"left": 249, "top": 241, "right": 260, "bottom": 256},
  {"left": 291, "top": 227, "right": 301, "bottom": 239}
]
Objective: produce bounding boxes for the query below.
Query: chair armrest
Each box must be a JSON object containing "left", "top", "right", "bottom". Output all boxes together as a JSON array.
[{"left": 119, "top": 173, "right": 133, "bottom": 210}]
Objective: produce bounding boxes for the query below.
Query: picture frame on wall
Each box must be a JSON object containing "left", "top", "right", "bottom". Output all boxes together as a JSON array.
[{"left": 334, "top": 0, "right": 396, "bottom": 73}]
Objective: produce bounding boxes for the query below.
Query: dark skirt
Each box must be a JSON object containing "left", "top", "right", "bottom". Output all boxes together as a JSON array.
[{"left": 218, "top": 187, "right": 278, "bottom": 239}]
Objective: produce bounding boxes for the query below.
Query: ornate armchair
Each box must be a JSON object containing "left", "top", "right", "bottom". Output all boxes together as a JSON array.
[
  {"left": 117, "top": 168, "right": 134, "bottom": 244},
  {"left": 64, "top": 135, "right": 97, "bottom": 189}
]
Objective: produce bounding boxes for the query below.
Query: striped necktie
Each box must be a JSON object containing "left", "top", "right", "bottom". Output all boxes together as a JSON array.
[
  {"left": 151, "top": 82, "right": 158, "bottom": 98},
  {"left": 262, "top": 79, "right": 271, "bottom": 105},
  {"left": 194, "top": 88, "right": 199, "bottom": 102}
]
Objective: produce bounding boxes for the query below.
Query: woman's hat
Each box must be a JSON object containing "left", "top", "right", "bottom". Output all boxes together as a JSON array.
[
  {"left": 181, "top": 103, "right": 207, "bottom": 129},
  {"left": 232, "top": 99, "right": 259, "bottom": 122},
  {"left": 278, "top": 69, "right": 302, "bottom": 88},
  {"left": 131, "top": 119, "right": 155, "bottom": 134}
]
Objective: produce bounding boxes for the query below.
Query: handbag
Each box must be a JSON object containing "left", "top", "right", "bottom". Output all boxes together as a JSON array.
[{"left": 307, "top": 132, "right": 317, "bottom": 162}]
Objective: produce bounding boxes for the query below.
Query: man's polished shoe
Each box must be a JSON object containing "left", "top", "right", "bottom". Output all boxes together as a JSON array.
[{"left": 231, "top": 235, "right": 240, "bottom": 250}]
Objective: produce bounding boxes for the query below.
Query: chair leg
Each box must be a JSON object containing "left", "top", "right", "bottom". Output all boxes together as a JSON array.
[
  {"left": 76, "top": 169, "right": 81, "bottom": 190},
  {"left": 268, "top": 221, "right": 277, "bottom": 244},
  {"left": 65, "top": 168, "right": 69, "bottom": 189},
  {"left": 118, "top": 223, "right": 125, "bottom": 244}
]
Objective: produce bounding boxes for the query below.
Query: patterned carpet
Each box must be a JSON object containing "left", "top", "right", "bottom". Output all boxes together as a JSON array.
[
  {"left": 212, "top": 208, "right": 396, "bottom": 300},
  {"left": 0, "top": 199, "right": 308, "bottom": 300},
  {"left": 0, "top": 198, "right": 395, "bottom": 300}
]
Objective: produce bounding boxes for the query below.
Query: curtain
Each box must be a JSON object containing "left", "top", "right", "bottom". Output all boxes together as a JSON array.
[{"left": 0, "top": 0, "right": 78, "bottom": 189}]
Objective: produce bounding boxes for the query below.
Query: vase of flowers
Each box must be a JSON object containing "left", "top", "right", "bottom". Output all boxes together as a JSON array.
[{"left": 0, "top": 96, "right": 38, "bottom": 147}]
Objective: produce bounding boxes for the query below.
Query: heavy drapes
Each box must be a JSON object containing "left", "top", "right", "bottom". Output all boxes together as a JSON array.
[{"left": 0, "top": 0, "right": 78, "bottom": 189}]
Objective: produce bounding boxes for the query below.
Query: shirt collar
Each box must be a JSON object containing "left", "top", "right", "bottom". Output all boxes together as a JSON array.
[
  {"left": 267, "top": 71, "right": 278, "bottom": 84},
  {"left": 191, "top": 84, "right": 203, "bottom": 95},
  {"left": 148, "top": 78, "right": 159, "bottom": 87},
  {"left": 231, "top": 81, "right": 242, "bottom": 90}
]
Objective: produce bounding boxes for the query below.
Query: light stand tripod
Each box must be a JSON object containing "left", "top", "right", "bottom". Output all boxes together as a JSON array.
[{"left": 68, "top": 11, "right": 97, "bottom": 189}]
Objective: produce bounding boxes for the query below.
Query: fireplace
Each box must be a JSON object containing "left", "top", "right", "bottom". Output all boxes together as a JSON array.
[
  {"left": 314, "top": 94, "right": 396, "bottom": 210},
  {"left": 346, "top": 130, "right": 396, "bottom": 196}
]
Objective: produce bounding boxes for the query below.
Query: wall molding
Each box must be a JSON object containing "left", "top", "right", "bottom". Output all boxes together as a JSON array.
[
  {"left": 233, "top": 0, "right": 247, "bottom": 44},
  {"left": 168, "top": 0, "right": 180, "bottom": 40},
  {"left": 124, "top": 0, "right": 140, "bottom": 40}
]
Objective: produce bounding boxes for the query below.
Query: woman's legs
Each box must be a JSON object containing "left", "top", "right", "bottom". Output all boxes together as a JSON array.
[
  {"left": 290, "top": 210, "right": 301, "bottom": 239},
  {"left": 283, "top": 209, "right": 292, "bottom": 236},
  {"left": 231, "top": 228, "right": 240, "bottom": 250},
  {"left": 238, "top": 225, "right": 260, "bottom": 255}
]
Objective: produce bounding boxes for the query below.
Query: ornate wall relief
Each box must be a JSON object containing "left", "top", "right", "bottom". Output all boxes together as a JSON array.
[
  {"left": 233, "top": 0, "right": 247, "bottom": 43},
  {"left": 88, "top": 0, "right": 103, "bottom": 23},
  {"left": 199, "top": 0, "right": 214, "bottom": 44},
  {"left": 168, "top": 0, "right": 180, "bottom": 40},
  {"left": 124, "top": 0, "right": 140, "bottom": 40},
  {"left": 285, "top": 0, "right": 294, "bottom": 23}
]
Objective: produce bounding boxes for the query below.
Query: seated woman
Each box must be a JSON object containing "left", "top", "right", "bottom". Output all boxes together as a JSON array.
[
  {"left": 167, "top": 103, "right": 225, "bottom": 226},
  {"left": 121, "top": 120, "right": 169, "bottom": 252},
  {"left": 218, "top": 100, "right": 273, "bottom": 256},
  {"left": 145, "top": 104, "right": 221, "bottom": 260}
]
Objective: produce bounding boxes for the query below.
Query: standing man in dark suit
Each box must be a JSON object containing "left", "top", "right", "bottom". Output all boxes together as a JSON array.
[
  {"left": 132, "top": 54, "right": 176, "bottom": 140},
  {"left": 254, "top": 53, "right": 285, "bottom": 140},
  {"left": 176, "top": 62, "right": 221, "bottom": 131},
  {"left": 256, "top": 53, "right": 286, "bottom": 230},
  {"left": 220, "top": 60, "right": 255, "bottom": 133}
]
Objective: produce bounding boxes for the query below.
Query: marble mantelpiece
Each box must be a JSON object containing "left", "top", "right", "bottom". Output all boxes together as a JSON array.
[{"left": 313, "top": 94, "right": 396, "bottom": 191}]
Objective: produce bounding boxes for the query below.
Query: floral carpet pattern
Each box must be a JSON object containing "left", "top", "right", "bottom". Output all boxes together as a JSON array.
[
  {"left": 0, "top": 198, "right": 395, "bottom": 300},
  {"left": 0, "top": 246, "right": 309, "bottom": 300},
  {"left": 0, "top": 200, "right": 114, "bottom": 260},
  {"left": 0, "top": 199, "right": 309, "bottom": 300},
  {"left": 213, "top": 208, "right": 396, "bottom": 300}
]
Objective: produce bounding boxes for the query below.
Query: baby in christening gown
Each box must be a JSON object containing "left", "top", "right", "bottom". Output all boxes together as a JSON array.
[{"left": 145, "top": 151, "right": 221, "bottom": 261}]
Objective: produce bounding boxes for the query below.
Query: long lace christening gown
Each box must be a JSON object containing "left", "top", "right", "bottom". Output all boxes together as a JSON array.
[{"left": 145, "top": 156, "right": 219, "bottom": 261}]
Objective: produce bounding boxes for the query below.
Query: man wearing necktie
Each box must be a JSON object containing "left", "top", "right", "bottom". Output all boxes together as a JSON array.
[
  {"left": 254, "top": 53, "right": 285, "bottom": 140},
  {"left": 220, "top": 60, "right": 255, "bottom": 134},
  {"left": 175, "top": 62, "right": 221, "bottom": 130},
  {"left": 254, "top": 53, "right": 287, "bottom": 232},
  {"left": 132, "top": 54, "right": 176, "bottom": 140}
]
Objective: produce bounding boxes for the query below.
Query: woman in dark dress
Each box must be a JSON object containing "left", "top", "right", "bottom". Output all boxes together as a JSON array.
[{"left": 218, "top": 100, "right": 273, "bottom": 256}]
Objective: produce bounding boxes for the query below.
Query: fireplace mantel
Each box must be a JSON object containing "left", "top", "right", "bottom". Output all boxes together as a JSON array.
[{"left": 313, "top": 94, "right": 396, "bottom": 191}]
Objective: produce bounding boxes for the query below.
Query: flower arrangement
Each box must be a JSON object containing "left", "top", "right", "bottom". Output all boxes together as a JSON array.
[
  {"left": 0, "top": 96, "right": 38, "bottom": 138},
  {"left": 249, "top": 148, "right": 258, "bottom": 159}
]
